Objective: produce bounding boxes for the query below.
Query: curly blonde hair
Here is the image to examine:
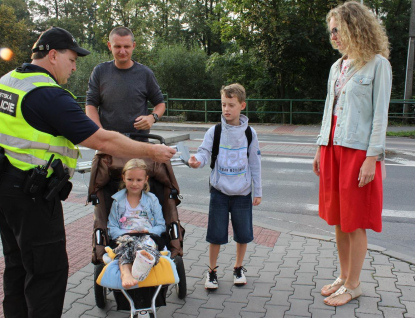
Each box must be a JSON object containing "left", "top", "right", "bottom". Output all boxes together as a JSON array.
[
  {"left": 327, "top": 1, "right": 390, "bottom": 69},
  {"left": 119, "top": 159, "right": 150, "bottom": 192}
]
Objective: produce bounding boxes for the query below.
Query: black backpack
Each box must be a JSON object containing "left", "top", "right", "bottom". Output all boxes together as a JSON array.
[{"left": 210, "top": 123, "right": 252, "bottom": 170}]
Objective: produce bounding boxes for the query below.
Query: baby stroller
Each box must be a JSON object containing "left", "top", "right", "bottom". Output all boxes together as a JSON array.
[{"left": 87, "top": 133, "right": 187, "bottom": 317}]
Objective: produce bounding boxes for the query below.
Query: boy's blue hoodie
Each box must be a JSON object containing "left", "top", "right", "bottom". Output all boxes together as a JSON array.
[{"left": 194, "top": 114, "right": 262, "bottom": 197}]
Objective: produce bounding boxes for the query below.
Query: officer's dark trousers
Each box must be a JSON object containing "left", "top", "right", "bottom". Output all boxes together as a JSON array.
[{"left": 0, "top": 172, "right": 68, "bottom": 318}]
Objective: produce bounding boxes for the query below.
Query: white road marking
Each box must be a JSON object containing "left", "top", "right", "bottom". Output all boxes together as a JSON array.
[
  {"left": 304, "top": 203, "right": 415, "bottom": 219},
  {"left": 180, "top": 193, "right": 415, "bottom": 219},
  {"left": 261, "top": 156, "right": 415, "bottom": 167},
  {"left": 193, "top": 138, "right": 315, "bottom": 145},
  {"left": 382, "top": 209, "right": 415, "bottom": 218},
  {"left": 262, "top": 157, "right": 314, "bottom": 164}
]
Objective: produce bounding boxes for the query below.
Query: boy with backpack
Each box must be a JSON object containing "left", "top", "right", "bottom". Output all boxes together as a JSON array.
[{"left": 188, "top": 83, "right": 262, "bottom": 289}]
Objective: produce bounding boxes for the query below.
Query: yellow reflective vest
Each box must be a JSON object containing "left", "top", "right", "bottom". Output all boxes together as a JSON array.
[{"left": 0, "top": 70, "right": 79, "bottom": 177}]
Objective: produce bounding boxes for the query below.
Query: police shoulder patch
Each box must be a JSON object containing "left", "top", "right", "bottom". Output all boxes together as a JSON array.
[{"left": 0, "top": 89, "right": 18, "bottom": 117}]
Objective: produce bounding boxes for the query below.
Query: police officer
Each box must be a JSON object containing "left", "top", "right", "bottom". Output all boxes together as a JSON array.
[{"left": 0, "top": 27, "right": 175, "bottom": 318}]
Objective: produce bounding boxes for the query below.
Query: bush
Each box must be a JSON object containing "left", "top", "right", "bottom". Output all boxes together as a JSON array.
[
  {"left": 151, "top": 43, "right": 215, "bottom": 99},
  {"left": 64, "top": 46, "right": 110, "bottom": 97}
]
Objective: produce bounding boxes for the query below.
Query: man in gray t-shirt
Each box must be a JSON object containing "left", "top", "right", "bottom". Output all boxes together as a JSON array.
[{"left": 86, "top": 26, "right": 165, "bottom": 137}]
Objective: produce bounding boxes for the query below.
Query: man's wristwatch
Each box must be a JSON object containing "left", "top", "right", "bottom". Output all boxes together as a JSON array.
[{"left": 151, "top": 113, "right": 159, "bottom": 123}]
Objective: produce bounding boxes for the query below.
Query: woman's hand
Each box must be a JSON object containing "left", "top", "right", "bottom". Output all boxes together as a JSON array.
[
  {"left": 312, "top": 147, "right": 321, "bottom": 176},
  {"left": 358, "top": 156, "right": 377, "bottom": 187}
]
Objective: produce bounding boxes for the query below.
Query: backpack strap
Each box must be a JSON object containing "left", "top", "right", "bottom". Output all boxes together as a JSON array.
[
  {"left": 245, "top": 126, "right": 252, "bottom": 151},
  {"left": 210, "top": 124, "right": 252, "bottom": 170},
  {"left": 210, "top": 123, "right": 222, "bottom": 170}
]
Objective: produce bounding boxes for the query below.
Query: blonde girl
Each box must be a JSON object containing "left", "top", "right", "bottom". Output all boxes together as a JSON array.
[{"left": 107, "top": 159, "right": 166, "bottom": 288}]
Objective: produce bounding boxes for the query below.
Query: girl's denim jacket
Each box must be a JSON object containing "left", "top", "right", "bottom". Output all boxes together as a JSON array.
[
  {"left": 107, "top": 188, "right": 166, "bottom": 239},
  {"left": 317, "top": 54, "right": 392, "bottom": 160}
]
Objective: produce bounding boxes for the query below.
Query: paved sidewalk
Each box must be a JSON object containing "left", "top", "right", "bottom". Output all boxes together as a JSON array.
[
  {"left": 0, "top": 123, "right": 414, "bottom": 317},
  {"left": 1, "top": 194, "right": 413, "bottom": 318},
  {"left": 61, "top": 198, "right": 415, "bottom": 318}
]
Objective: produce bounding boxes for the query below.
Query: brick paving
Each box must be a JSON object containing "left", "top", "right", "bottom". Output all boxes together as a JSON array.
[
  {"left": 2, "top": 193, "right": 413, "bottom": 317},
  {"left": 56, "top": 197, "right": 415, "bottom": 318},
  {"left": 0, "top": 196, "right": 282, "bottom": 318},
  {"left": 0, "top": 123, "right": 414, "bottom": 317}
]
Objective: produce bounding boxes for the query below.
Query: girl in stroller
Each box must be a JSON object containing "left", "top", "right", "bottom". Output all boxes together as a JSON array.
[{"left": 107, "top": 158, "right": 167, "bottom": 288}]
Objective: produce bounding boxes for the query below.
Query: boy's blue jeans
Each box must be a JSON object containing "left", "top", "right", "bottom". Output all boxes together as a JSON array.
[{"left": 206, "top": 187, "right": 253, "bottom": 245}]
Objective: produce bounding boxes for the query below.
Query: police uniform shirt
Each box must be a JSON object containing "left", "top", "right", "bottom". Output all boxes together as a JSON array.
[{"left": 19, "top": 63, "right": 99, "bottom": 145}]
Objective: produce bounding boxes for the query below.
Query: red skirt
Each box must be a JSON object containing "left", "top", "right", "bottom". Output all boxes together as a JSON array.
[{"left": 319, "top": 116, "right": 383, "bottom": 232}]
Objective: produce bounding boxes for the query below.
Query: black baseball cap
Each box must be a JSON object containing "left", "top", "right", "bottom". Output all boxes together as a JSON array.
[{"left": 32, "top": 27, "right": 90, "bottom": 57}]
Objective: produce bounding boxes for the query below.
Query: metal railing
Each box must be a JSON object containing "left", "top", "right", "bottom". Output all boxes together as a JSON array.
[{"left": 75, "top": 96, "right": 415, "bottom": 125}]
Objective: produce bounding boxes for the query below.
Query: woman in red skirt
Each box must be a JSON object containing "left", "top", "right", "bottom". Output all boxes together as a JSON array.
[{"left": 312, "top": 1, "right": 392, "bottom": 307}]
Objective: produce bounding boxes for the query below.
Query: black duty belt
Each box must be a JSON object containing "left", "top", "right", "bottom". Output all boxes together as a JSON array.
[
  {"left": 0, "top": 153, "right": 71, "bottom": 201},
  {"left": 3, "top": 163, "right": 29, "bottom": 180}
]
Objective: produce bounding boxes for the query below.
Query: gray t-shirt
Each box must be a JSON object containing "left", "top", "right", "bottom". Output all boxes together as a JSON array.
[{"left": 86, "top": 61, "right": 164, "bottom": 134}]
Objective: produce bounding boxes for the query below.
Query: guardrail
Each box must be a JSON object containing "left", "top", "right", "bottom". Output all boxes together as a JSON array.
[{"left": 75, "top": 96, "right": 415, "bottom": 125}]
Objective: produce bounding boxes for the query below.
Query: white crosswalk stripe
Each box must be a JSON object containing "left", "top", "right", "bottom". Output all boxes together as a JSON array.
[
  {"left": 303, "top": 204, "right": 415, "bottom": 219},
  {"left": 261, "top": 156, "right": 415, "bottom": 167}
]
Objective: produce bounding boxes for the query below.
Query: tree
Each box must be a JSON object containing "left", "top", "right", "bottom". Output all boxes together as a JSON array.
[
  {"left": 0, "top": 4, "right": 31, "bottom": 76},
  {"left": 151, "top": 43, "right": 216, "bottom": 120},
  {"left": 13, "top": 0, "right": 414, "bottom": 124},
  {"left": 206, "top": 46, "right": 266, "bottom": 96},
  {"left": 366, "top": 0, "right": 413, "bottom": 98},
  {"left": 27, "top": 0, "right": 100, "bottom": 51},
  {"left": 185, "top": 0, "right": 224, "bottom": 54},
  {"left": 221, "top": 0, "right": 341, "bottom": 100},
  {"left": 1, "top": 0, "right": 30, "bottom": 21},
  {"left": 64, "top": 46, "right": 109, "bottom": 98},
  {"left": 152, "top": 43, "right": 213, "bottom": 98}
]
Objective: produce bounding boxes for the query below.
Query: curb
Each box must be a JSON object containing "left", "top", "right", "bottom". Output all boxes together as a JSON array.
[{"left": 152, "top": 124, "right": 210, "bottom": 132}]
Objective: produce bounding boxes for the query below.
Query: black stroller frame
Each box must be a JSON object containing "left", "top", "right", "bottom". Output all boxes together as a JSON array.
[{"left": 79, "top": 133, "right": 188, "bottom": 317}]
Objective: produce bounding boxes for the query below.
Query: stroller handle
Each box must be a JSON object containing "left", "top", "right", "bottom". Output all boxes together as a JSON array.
[
  {"left": 129, "top": 132, "right": 166, "bottom": 145},
  {"left": 75, "top": 137, "right": 190, "bottom": 174}
]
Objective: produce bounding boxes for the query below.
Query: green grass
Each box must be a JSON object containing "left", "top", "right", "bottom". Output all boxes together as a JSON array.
[{"left": 386, "top": 131, "right": 415, "bottom": 138}]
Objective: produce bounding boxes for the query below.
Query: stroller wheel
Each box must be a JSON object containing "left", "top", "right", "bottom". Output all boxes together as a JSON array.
[
  {"left": 137, "top": 311, "right": 155, "bottom": 318},
  {"left": 173, "top": 255, "right": 187, "bottom": 299},
  {"left": 94, "top": 263, "right": 107, "bottom": 308}
]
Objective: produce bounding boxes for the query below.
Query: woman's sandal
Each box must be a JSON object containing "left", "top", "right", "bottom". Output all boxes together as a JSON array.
[
  {"left": 321, "top": 277, "right": 345, "bottom": 296},
  {"left": 324, "top": 284, "right": 362, "bottom": 307}
]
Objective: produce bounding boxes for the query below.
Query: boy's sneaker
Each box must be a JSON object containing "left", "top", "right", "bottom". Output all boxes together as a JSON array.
[
  {"left": 205, "top": 266, "right": 219, "bottom": 289},
  {"left": 233, "top": 266, "right": 247, "bottom": 286}
]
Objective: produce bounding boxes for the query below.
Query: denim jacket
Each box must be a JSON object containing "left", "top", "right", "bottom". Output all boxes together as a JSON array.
[
  {"left": 107, "top": 188, "right": 166, "bottom": 239},
  {"left": 316, "top": 54, "right": 392, "bottom": 160}
]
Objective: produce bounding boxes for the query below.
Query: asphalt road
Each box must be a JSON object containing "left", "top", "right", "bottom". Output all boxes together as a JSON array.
[{"left": 72, "top": 132, "right": 415, "bottom": 258}]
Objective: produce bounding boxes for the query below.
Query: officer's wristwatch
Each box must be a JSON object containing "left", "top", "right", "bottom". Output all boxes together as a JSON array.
[{"left": 151, "top": 113, "right": 159, "bottom": 123}]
